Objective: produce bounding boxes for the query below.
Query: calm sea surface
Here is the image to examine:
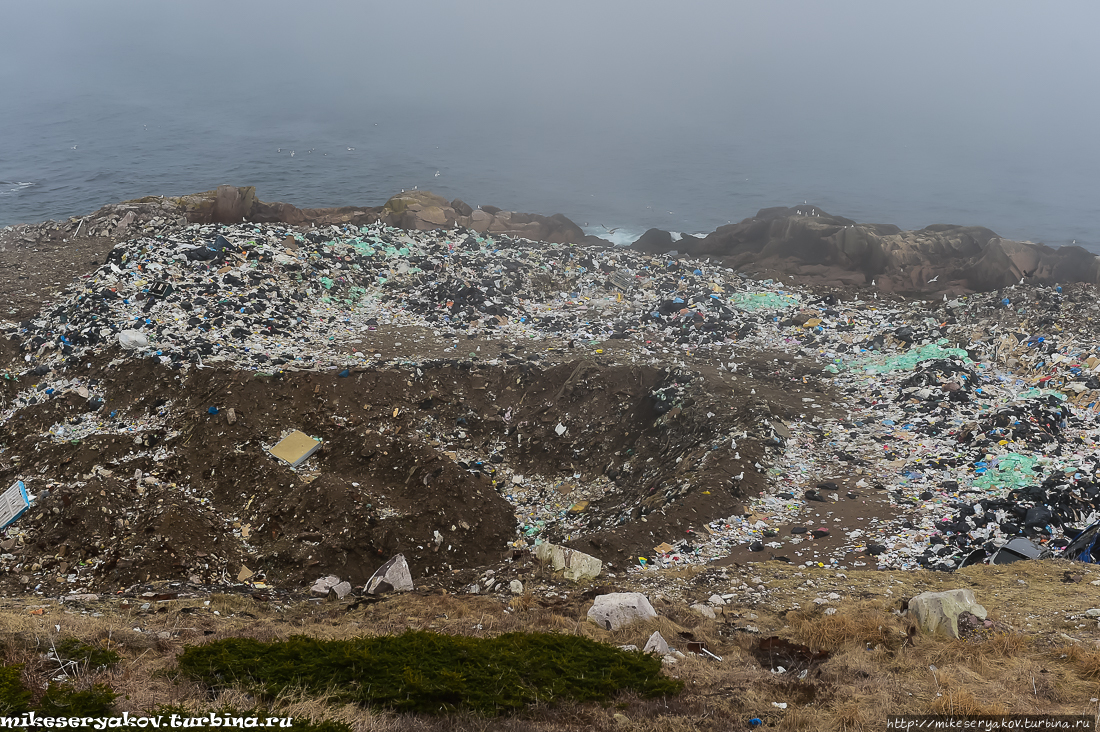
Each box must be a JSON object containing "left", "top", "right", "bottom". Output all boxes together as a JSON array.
[{"left": 2, "top": 88, "right": 1098, "bottom": 252}]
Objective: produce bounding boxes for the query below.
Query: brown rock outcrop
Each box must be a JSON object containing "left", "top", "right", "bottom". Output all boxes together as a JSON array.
[
  {"left": 166, "top": 186, "right": 592, "bottom": 245},
  {"left": 632, "top": 205, "right": 1100, "bottom": 293},
  {"left": 376, "top": 190, "right": 588, "bottom": 244}
]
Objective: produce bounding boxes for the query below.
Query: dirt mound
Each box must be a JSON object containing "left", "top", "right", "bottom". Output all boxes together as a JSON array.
[{"left": 0, "top": 341, "right": 833, "bottom": 593}]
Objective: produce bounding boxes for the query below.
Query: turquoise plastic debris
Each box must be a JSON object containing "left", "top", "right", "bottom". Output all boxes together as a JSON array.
[
  {"left": 972, "top": 453, "right": 1040, "bottom": 491},
  {"left": 854, "top": 341, "right": 973, "bottom": 374},
  {"left": 1017, "top": 388, "right": 1068, "bottom": 401},
  {"left": 729, "top": 291, "right": 800, "bottom": 311}
]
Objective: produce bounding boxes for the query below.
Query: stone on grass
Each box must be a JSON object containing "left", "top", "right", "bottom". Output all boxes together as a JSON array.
[
  {"left": 364, "top": 553, "right": 414, "bottom": 594},
  {"left": 535, "top": 542, "right": 602, "bottom": 582},
  {"left": 510, "top": 579, "right": 524, "bottom": 594},
  {"left": 330, "top": 581, "right": 352, "bottom": 600},
  {"left": 908, "top": 588, "right": 987, "bottom": 638},
  {"left": 643, "top": 631, "right": 670, "bottom": 655},
  {"left": 587, "top": 592, "right": 657, "bottom": 631},
  {"left": 691, "top": 603, "right": 717, "bottom": 619},
  {"left": 65, "top": 594, "right": 99, "bottom": 603},
  {"left": 311, "top": 575, "right": 340, "bottom": 596}
]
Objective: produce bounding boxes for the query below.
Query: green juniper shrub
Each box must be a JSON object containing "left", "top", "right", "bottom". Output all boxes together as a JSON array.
[
  {"left": 0, "top": 663, "right": 114, "bottom": 718},
  {"left": 177, "top": 630, "right": 683, "bottom": 716},
  {"left": 0, "top": 664, "right": 32, "bottom": 716},
  {"left": 54, "top": 639, "right": 121, "bottom": 670},
  {"left": 37, "top": 682, "right": 116, "bottom": 717}
]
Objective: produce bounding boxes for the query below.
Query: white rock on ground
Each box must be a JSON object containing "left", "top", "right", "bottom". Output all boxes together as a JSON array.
[
  {"left": 364, "top": 554, "right": 414, "bottom": 594},
  {"left": 534, "top": 542, "right": 602, "bottom": 582},
  {"left": 690, "top": 603, "right": 717, "bottom": 619},
  {"left": 587, "top": 592, "right": 658, "bottom": 631},
  {"left": 643, "top": 631, "right": 669, "bottom": 655},
  {"left": 311, "top": 575, "right": 340, "bottom": 596},
  {"left": 330, "top": 581, "right": 352, "bottom": 600},
  {"left": 908, "top": 588, "right": 988, "bottom": 638},
  {"left": 510, "top": 579, "right": 524, "bottom": 594}
]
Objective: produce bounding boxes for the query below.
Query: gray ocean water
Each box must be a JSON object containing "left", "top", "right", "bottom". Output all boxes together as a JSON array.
[{"left": 2, "top": 1, "right": 1098, "bottom": 252}]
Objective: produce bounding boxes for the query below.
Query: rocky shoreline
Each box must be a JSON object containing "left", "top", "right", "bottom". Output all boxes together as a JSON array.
[{"left": 5, "top": 186, "right": 1097, "bottom": 306}]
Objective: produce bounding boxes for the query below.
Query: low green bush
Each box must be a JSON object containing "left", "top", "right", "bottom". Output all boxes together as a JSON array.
[
  {"left": 177, "top": 630, "right": 682, "bottom": 716},
  {"left": 0, "top": 663, "right": 115, "bottom": 718},
  {"left": 54, "top": 639, "right": 121, "bottom": 670},
  {"left": 37, "top": 683, "right": 116, "bottom": 716},
  {"left": 0, "top": 664, "right": 32, "bottom": 716}
]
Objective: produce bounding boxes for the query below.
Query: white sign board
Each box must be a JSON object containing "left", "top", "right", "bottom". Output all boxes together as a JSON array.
[{"left": 0, "top": 481, "right": 30, "bottom": 530}]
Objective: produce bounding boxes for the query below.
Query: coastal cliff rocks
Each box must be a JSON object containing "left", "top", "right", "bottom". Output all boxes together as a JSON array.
[
  {"left": 177, "top": 185, "right": 380, "bottom": 228},
  {"left": 378, "top": 190, "right": 590, "bottom": 244},
  {"left": 631, "top": 205, "right": 1100, "bottom": 293},
  {"left": 170, "top": 186, "right": 592, "bottom": 245}
]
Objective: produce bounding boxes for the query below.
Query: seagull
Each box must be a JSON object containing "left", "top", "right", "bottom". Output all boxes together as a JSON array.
[
  {"left": 434, "top": 171, "right": 441, "bottom": 177},
  {"left": 928, "top": 275, "right": 939, "bottom": 283},
  {"left": 601, "top": 225, "right": 619, "bottom": 235},
  {"left": 278, "top": 148, "right": 282, "bottom": 152},
  {"left": 871, "top": 279, "right": 876, "bottom": 286},
  {"left": 290, "top": 151, "right": 295, "bottom": 157},
  {"left": 733, "top": 471, "right": 744, "bottom": 481},
  {"left": 347, "top": 147, "right": 355, "bottom": 151}
]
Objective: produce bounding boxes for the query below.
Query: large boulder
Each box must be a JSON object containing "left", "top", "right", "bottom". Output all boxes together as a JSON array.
[
  {"left": 587, "top": 592, "right": 658, "bottom": 631},
  {"left": 643, "top": 631, "right": 669, "bottom": 655},
  {"left": 535, "top": 542, "right": 602, "bottom": 582},
  {"left": 378, "top": 190, "right": 588, "bottom": 243},
  {"left": 310, "top": 575, "right": 340, "bottom": 596},
  {"left": 211, "top": 184, "right": 256, "bottom": 224},
  {"left": 632, "top": 228, "right": 675, "bottom": 253},
  {"left": 908, "top": 588, "right": 988, "bottom": 638},
  {"left": 382, "top": 191, "right": 454, "bottom": 230},
  {"left": 364, "top": 553, "right": 414, "bottom": 594}
]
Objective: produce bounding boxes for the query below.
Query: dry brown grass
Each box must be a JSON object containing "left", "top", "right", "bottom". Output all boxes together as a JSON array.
[
  {"left": 928, "top": 688, "right": 1009, "bottom": 715},
  {"left": 785, "top": 602, "right": 909, "bottom": 652},
  {"left": 6, "top": 562, "right": 1100, "bottom": 730},
  {"left": 1066, "top": 643, "right": 1100, "bottom": 679}
]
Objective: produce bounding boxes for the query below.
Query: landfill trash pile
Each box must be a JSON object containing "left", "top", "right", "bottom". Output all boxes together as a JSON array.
[{"left": 2, "top": 212, "right": 1100, "bottom": 596}]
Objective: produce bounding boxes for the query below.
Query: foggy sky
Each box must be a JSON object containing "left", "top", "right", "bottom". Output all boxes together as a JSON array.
[{"left": 2, "top": 0, "right": 1099, "bottom": 238}]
